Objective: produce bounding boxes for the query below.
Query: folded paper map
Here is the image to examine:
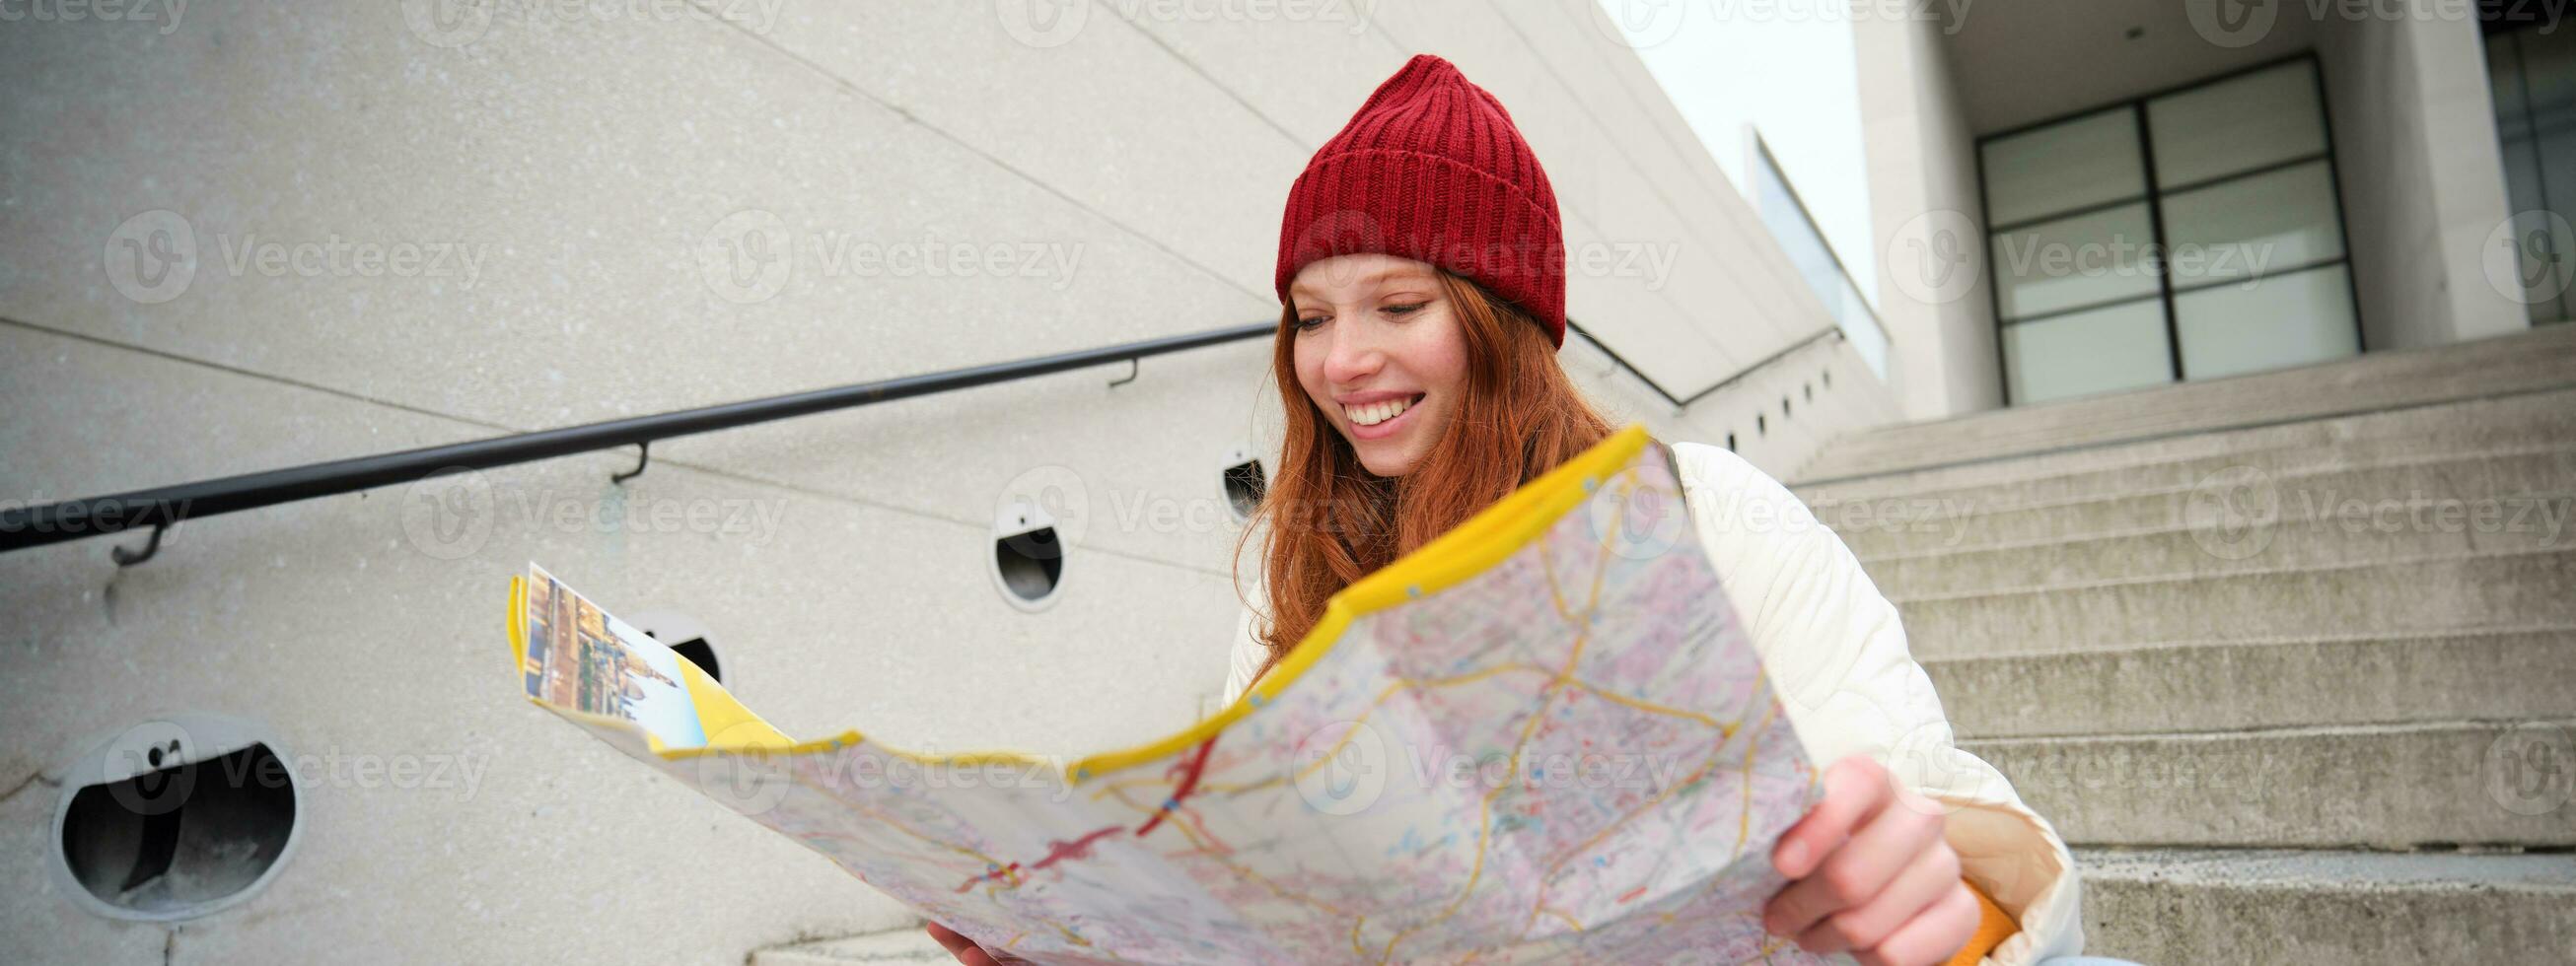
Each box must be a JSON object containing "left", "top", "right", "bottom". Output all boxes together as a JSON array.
[{"left": 507, "top": 424, "right": 1823, "bottom": 963}]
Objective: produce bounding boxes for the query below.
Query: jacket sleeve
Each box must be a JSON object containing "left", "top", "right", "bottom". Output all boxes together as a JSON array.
[{"left": 1671, "top": 442, "right": 2085, "bottom": 965}]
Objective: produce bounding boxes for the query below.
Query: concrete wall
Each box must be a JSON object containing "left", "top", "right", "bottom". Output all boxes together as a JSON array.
[
  {"left": 2317, "top": 8, "right": 2531, "bottom": 350},
  {"left": 1855, "top": 8, "right": 2004, "bottom": 420},
  {"left": 0, "top": 2, "right": 1897, "bottom": 963}
]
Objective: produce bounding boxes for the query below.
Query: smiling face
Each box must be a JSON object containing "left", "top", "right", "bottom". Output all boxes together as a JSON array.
[{"left": 1285, "top": 253, "right": 1470, "bottom": 478}]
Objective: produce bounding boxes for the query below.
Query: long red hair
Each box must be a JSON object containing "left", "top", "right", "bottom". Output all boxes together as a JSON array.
[{"left": 1232, "top": 269, "right": 1614, "bottom": 681}]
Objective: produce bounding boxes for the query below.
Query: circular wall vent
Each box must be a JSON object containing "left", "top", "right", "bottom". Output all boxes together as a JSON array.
[
  {"left": 50, "top": 715, "right": 303, "bottom": 922},
  {"left": 991, "top": 498, "right": 1067, "bottom": 610},
  {"left": 1220, "top": 446, "right": 1267, "bottom": 522},
  {"left": 629, "top": 610, "right": 722, "bottom": 684}
]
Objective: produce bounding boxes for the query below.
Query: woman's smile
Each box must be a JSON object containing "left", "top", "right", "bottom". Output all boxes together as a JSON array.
[{"left": 1341, "top": 391, "right": 1426, "bottom": 441}]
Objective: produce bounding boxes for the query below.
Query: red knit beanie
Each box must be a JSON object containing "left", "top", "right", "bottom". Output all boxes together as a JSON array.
[{"left": 1274, "top": 53, "right": 1568, "bottom": 348}]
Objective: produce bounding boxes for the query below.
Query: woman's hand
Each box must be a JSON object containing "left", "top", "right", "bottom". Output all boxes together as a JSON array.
[
  {"left": 925, "top": 922, "right": 1029, "bottom": 965},
  {"left": 1761, "top": 754, "right": 1980, "bottom": 966}
]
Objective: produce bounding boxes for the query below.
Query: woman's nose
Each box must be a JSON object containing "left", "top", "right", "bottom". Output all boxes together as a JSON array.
[{"left": 1323, "top": 326, "right": 1384, "bottom": 383}]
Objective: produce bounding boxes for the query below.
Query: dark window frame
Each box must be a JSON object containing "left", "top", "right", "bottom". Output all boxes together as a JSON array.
[{"left": 1972, "top": 51, "right": 2367, "bottom": 405}]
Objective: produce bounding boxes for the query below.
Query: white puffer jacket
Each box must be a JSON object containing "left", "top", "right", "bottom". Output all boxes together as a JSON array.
[{"left": 1222, "top": 440, "right": 2085, "bottom": 964}]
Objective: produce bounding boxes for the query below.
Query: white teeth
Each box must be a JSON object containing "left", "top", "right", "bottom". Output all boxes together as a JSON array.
[{"left": 1348, "top": 395, "right": 1415, "bottom": 427}]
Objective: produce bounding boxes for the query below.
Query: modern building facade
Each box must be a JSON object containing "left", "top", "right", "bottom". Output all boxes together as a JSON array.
[{"left": 1858, "top": 0, "right": 2555, "bottom": 417}]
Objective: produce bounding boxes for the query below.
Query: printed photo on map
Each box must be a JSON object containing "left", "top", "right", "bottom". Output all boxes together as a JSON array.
[{"left": 520, "top": 564, "right": 707, "bottom": 750}]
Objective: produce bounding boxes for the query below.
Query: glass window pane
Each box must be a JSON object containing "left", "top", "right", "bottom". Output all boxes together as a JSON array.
[
  {"left": 2526, "top": 29, "right": 2576, "bottom": 325},
  {"left": 2160, "top": 160, "right": 2344, "bottom": 284},
  {"left": 2175, "top": 264, "right": 2360, "bottom": 380},
  {"left": 1981, "top": 108, "right": 2146, "bottom": 227},
  {"left": 2490, "top": 28, "right": 2576, "bottom": 325},
  {"left": 2003, "top": 301, "right": 2175, "bottom": 404},
  {"left": 2148, "top": 61, "right": 2327, "bottom": 186},
  {"left": 2491, "top": 30, "right": 2531, "bottom": 126},
  {"left": 1990, "top": 203, "right": 2160, "bottom": 318}
]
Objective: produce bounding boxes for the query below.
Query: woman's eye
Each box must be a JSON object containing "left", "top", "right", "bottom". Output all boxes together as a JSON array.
[
  {"left": 1385, "top": 303, "right": 1427, "bottom": 316},
  {"left": 1295, "top": 315, "right": 1327, "bottom": 331}
]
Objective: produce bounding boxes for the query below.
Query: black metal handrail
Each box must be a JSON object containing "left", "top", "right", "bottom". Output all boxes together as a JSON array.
[
  {"left": 0, "top": 314, "right": 1852, "bottom": 562},
  {"left": 1562, "top": 319, "right": 1842, "bottom": 410}
]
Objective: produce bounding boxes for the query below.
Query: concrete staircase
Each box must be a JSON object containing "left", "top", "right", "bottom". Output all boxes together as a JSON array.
[{"left": 1789, "top": 324, "right": 2576, "bottom": 963}]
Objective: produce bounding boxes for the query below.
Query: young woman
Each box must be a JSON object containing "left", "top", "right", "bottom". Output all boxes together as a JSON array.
[{"left": 935, "top": 54, "right": 2092, "bottom": 966}]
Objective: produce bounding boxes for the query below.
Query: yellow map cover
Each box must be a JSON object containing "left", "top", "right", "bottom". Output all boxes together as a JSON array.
[{"left": 507, "top": 424, "right": 1823, "bottom": 963}]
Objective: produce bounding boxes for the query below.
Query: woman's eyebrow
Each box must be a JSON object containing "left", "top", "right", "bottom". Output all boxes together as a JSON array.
[{"left": 1289, "top": 269, "right": 1434, "bottom": 302}]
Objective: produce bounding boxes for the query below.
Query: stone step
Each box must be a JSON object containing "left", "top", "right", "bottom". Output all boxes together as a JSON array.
[
  {"left": 1925, "top": 628, "right": 2576, "bottom": 739},
  {"left": 1796, "top": 323, "right": 2576, "bottom": 481},
  {"left": 1896, "top": 548, "right": 2576, "bottom": 659},
  {"left": 1792, "top": 386, "right": 2576, "bottom": 510},
  {"left": 1856, "top": 488, "right": 2576, "bottom": 598},
  {"left": 1828, "top": 447, "right": 2576, "bottom": 561},
  {"left": 2078, "top": 848, "right": 2576, "bottom": 964},
  {"left": 1962, "top": 721, "right": 2576, "bottom": 849}
]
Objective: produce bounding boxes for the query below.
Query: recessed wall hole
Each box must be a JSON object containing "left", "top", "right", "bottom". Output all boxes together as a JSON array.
[
  {"left": 1756, "top": 414, "right": 1768, "bottom": 435},
  {"left": 1222, "top": 458, "right": 1266, "bottom": 521},
  {"left": 55, "top": 720, "right": 302, "bottom": 922},
  {"left": 994, "top": 505, "right": 1065, "bottom": 606},
  {"left": 634, "top": 611, "right": 722, "bottom": 683},
  {"left": 1725, "top": 433, "right": 1738, "bottom": 451}
]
